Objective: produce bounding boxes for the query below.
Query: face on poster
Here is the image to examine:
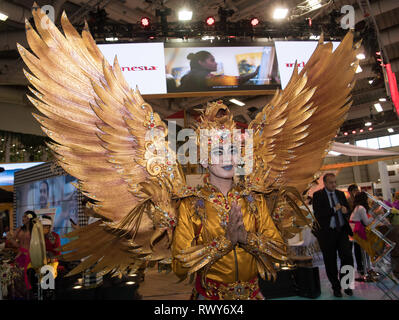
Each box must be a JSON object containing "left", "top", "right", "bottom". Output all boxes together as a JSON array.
[
  {"left": 98, "top": 42, "right": 167, "bottom": 94},
  {"left": 274, "top": 41, "right": 340, "bottom": 89},
  {"left": 15, "top": 175, "right": 78, "bottom": 244},
  {"left": 164, "top": 46, "right": 280, "bottom": 92}
]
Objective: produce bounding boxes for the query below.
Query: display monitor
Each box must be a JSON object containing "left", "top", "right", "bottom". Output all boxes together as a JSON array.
[{"left": 15, "top": 174, "right": 78, "bottom": 246}]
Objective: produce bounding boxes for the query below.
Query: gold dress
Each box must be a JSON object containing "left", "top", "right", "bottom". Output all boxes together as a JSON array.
[{"left": 172, "top": 181, "right": 287, "bottom": 300}]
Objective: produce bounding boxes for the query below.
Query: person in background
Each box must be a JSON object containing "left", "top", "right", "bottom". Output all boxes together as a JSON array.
[
  {"left": 6, "top": 210, "right": 37, "bottom": 292},
  {"left": 349, "top": 192, "right": 377, "bottom": 281},
  {"left": 346, "top": 184, "right": 364, "bottom": 279},
  {"left": 178, "top": 51, "right": 259, "bottom": 92},
  {"left": 312, "top": 173, "right": 354, "bottom": 298},
  {"left": 347, "top": 184, "right": 360, "bottom": 214},
  {"left": 39, "top": 181, "right": 50, "bottom": 209},
  {"left": 41, "top": 215, "right": 61, "bottom": 260}
]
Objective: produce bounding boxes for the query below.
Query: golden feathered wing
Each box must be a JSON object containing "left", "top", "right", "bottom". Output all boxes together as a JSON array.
[
  {"left": 18, "top": 7, "right": 187, "bottom": 276},
  {"left": 244, "top": 32, "right": 360, "bottom": 238}
]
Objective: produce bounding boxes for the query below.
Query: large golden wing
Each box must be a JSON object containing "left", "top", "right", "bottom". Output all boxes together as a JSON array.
[
  {"left": 246, "top": 32, "right": 359, "bottom": 194},
  {"left": 244, "top": 32, "right": 359, "bottom": 241},
  {"left": 18, "top": 6, "right": 186, "bottom": 275}
]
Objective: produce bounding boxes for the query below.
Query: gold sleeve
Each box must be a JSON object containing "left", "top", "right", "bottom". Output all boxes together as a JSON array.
[
  {"left": 240, "top": 195, "right": 288, "bottom": 280},
  {"left": 171, "top": 199, "right": 233, "bottom": 279}
]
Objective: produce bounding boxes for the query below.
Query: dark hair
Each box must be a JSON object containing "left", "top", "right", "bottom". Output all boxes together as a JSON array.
[
  {"left": 323, "top": 173, "right": 335, "bottom": 183},
  {"left": 348, "top": 184, "right": 359, "bottom": 193},
  {"left": 22, "top": 210, "right": 37, "bottom": 233},
  {"left": 187, "top": 51, "right": 213, "bottom": 70},
  {"left": 354, "top": 192, "right": 370, "bottom": 212},
  {"left": 306, "top": 196, "right": 313, "bottom": 205}
]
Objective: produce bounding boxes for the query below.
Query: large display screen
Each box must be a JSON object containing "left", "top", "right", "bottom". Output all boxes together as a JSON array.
[
  {"left": 98, "top": 42, "right": 280, "bottom": 94},
  {"left": 15, "top": 175, "right": 78, "bottom": 246},
  {"left": 164, "top": 45, "right": 280, "bottom": 92},
  {"left": 96, "top": 40, "right": 341, "bottom": 94}
]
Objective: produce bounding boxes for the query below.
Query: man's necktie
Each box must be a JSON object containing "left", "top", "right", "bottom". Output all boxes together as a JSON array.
[{"left": 329, "top": 192, "right": 342, "bottom": 232}]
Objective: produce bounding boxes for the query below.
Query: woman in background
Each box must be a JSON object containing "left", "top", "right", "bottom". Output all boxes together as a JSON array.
[
  {"left": 178, "top": 51, "right": 259, "bottom": 92},
  {"left": 349, "top": 192, "right": 381, "bottom": 281},
  {"left": 6, "top": 210, "right": 37, "bottom": 292}
]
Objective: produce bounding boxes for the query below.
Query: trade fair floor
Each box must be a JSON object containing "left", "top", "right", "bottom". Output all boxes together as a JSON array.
[{"left": 138, "top": 257, "right": 399, "bottom": 300}]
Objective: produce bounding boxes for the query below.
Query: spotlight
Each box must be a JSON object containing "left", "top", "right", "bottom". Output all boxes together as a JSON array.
[
  {"left": 368, "top": 79, "right": 374, "bottom": 85},
  {"left": 374, "top": 103, "right": 383, "bottom": 112},
  {"left": 388, "top": 128, "right": 394, "bottom": 133},
  {"left": 140, "top": 17, "right": 150, "bottom": 27},
  {"left": 206, "top": 16, "right": 215, "bottom": 26},
  {"left": 343, "top": 132, "right": 349, "bottom": 136},
  {"left": 229, "top": 99, "right": 245, "bottom": 106},
  {"left": 178, "top": 10, "right": 192, "bottom": 21},
  {"left": 359, "top": 129, "right": 364, "bottom": 133},
  {"left": 356, "top": 53, "right": 366, "bottom": 60},
  {"left": 73, "top": 285, "right": 82, "bottom": 289},
  {"left": 0, "top": 12, "right": 8, "bottom": 21},
  {"left": 365, "top": 122, "right": 372, "bottom": 127},
  {"left": 352, "top": 130, "right": 356, "bottom": 134},
  {"left": 250, "top": 17, "right": 259, "bottom": 27},
  {"left": 368, "top": 127, "right": 373, "bottom": 131},
  {"left": 126, "top": 281, "right": 136, "bottom": 285},
  {"left": 379, "top": 98, "right": 387, "bottom": 102},
  {"left": 273, "top": 8, "right": 288, "bottom": 20}
]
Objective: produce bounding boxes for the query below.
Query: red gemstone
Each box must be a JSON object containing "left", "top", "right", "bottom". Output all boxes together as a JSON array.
[{"left": 150, "top": 123, "right": 155, "bottom": 128}]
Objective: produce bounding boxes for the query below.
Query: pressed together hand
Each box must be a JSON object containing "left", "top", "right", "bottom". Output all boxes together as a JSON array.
[{"left": 226, "top": 202, "right": 247, "bottom": 246}]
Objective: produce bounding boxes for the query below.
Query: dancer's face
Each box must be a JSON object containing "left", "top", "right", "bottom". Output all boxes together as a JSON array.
[{"left": 203, "top": 144, "right": 238, "bottom": 180}]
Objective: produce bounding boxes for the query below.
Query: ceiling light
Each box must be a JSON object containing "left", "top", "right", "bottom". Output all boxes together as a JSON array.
[
  {"left": 309, "top": 34, "right": 320, "bottom": 40},
  {"left": 368, "top": 127, "right": 373, "bottom": 131},
  {"left": 352, "top": 130, "right": 356, "bottom": 134},
  {"left": 126, "top": 281, "right": 136, "bottom": 285},
  {"left": 356, "top": 65, "right": 362, "bottom": 73},
  {"left": 308, "top": 0, "right": 322, "bottom": 9},
  {"left": 229, "top": 99, "right": 245, "bottom": 106},
  {"left": 379, "top": 98, "right": 387, "bottom": 102},
  {"left": 388, "top": 128, "right": 394, "bottom": 133},
  {"left": 105, "top": 37, "right": 118, "bottom": 42},
  {"left": 206, "top": 16, "right": 215, "bottom": 26},
  {"left": 359, "top": 129, "right": 364, "bottom": 133},
  {"left": 0, "top": 12, "right": 8, "bottom": 21},
  {"left": 273, "top": 8, "right": 288, "bottom": 20},
  {"left": 374, "top": 103, "right": 383, "bottom": 112},
  {"left": 140, "top": 17, "right": 150, "bottom": 27},
  {"left": 250, "top": 17, "right": 260, "bottom": 26},
  {"left": 73, "top": 285, "right": 82, "bottom": 289},
  {"left": 343, "top": 132, "right": 348, "bottom": 136},
  {"left": 368, "top": 79, "right": 374, "bottom": 84},
  {"left": 365, "top": 122, "right": 372, "bottom": 127},
  {"left": 356, "top": 53, "right": 366, "bottom": 60},
  {"left": 202, "top": 35, "right": 215, "bottom": 40},
  {"left": 178, "top": 10, "right": 193, "bottom": 21}
]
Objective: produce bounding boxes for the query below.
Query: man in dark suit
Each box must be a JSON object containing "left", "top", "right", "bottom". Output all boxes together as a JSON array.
[{"left": 312, "top": 173, "right": 354, "bottom": 297}]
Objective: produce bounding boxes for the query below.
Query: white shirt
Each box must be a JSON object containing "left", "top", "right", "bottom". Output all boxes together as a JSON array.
[{"left": 349, "top": 205, "right": 373, "bottom": 231}]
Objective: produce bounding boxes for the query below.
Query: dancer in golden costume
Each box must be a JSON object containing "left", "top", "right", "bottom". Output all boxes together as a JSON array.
[{"left": 18, "top": 4, "right": 360, "bottom": 300}]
